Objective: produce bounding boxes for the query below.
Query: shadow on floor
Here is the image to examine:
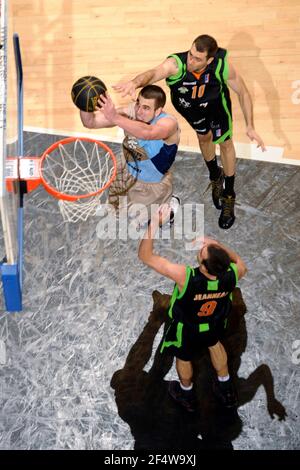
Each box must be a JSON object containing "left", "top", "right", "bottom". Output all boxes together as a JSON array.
[{"left": 111, "top": 288, "right": 286, "bottom": 450}]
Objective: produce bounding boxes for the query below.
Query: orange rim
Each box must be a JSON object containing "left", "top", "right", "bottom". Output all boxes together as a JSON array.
[{"left": 39, "top": 137, "right": 117, "bottom": 201}]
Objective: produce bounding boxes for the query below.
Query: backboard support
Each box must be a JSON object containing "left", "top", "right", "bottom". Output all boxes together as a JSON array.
[{"left": 0, "top": 0, "right": 23, "bottom": 312}]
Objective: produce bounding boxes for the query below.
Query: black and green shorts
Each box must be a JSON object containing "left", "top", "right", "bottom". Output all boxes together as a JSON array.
[
  {"left": 183, "top": 95, "right": 233, "bottom": 144},
  {"left": 160, "top": 317, "right": 228, "bottom": 361}
]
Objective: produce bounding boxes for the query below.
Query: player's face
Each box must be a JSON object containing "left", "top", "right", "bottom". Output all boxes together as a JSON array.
[
  {"left": 187, "top": 44, "right": 211, "bottom": 73},
  {"left": 135, "top": 96, "right": 159, "bottom": 123}
]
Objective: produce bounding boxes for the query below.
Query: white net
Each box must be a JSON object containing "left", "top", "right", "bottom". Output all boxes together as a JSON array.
[
  {"left": 58, "top": 195, "right": 103, "bottom": 223},
  {"left": 41, "top": 138, "right": 116, "bottom": 223}
]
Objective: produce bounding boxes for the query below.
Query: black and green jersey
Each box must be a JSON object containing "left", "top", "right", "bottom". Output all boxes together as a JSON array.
[
  {"left": 166, "top": 48, "right": 232, "bottom": 142},
  {"left": 168, "top": 263, "right": 238, "bottom": 332}
]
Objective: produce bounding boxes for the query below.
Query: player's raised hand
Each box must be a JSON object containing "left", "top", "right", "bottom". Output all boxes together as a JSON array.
[
  {"left": 113, "top": 80, "right": 137, "bottom": 99},
  {"left": 190, "top": 236, "right": 219, "bottom": 250},
  {"left": 98, "top": 94, "right": 118, "bottom": 122}
]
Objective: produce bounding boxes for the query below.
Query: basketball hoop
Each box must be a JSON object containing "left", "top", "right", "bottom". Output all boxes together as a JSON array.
[{"left": 5, "top": 137, "right": 117, "bottom": 222}]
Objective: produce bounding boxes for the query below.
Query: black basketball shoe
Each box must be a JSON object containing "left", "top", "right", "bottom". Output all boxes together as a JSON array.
[
  {"left": 204, "top": 168, "right": 224, "bottom": 209},
  {"left": 219, "top": 194, "right": 236, "bottom": 229},
  {"left": 213, "top": 378, "right": 238, "bottom": 408},
  {"left": 168, "top": 380, "right": 197, "bottom": 412},
  {"left": 169, "top": 195, "right": 181, "bottom": 225}
]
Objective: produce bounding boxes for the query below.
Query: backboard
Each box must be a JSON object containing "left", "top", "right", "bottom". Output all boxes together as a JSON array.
[{"left": 0, "top": 0, "right": 23, "bottom": 311}]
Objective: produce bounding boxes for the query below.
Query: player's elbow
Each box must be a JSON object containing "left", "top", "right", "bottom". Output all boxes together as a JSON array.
[
  {"left": 138, "top": 249, "right": 154, "bottom": 267},
  {"left": 82, "top": 122, "right": 94, "bottom": 129},
  {"left": 238, "top": 261, "right": 247, "bottom": 280},
  {"left": 80, "top": 111, "right": 98, "bottom": 129},
  {"left": 138, "top": 247, "right": 148, "bottom": 263},
  {"left": 82, "top": 119, "right": 97, "bottom": 130},
  {"left": 139, "top": 253, "right": 152, "bottom": 267},
  {"left": 80, "top": 114, "right": 94, "bottom": 129}
]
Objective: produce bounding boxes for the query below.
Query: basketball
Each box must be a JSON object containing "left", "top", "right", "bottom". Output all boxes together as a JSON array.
[{"left": 71, "top": 76, "right": 107, "bottom": 112}]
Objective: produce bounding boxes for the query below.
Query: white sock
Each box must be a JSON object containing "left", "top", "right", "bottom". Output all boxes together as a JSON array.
[
  {"left": 218, "top": 374, "right": 230, "bottom": 382},
  {"left": 180, "top": 382, "right": 193, "bottom": 391}
]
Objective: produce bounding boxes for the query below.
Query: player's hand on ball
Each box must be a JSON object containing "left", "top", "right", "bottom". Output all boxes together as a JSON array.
[{"left": 98, "top": 94, "right": 118, "bottom": 122}]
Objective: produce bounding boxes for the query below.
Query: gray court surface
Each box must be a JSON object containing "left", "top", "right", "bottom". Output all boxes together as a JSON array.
[{"left": 0, "top": 131, "right": 299, "bottom": 450}]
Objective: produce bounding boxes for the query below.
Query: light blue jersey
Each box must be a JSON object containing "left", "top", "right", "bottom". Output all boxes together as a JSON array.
[{"left": 122, "top": 113, "right": 178, "bottom": 183}]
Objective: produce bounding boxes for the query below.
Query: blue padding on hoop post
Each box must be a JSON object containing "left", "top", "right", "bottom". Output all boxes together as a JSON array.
[{"left": 0, "top": 263, "right": 22, "bottom": 312}]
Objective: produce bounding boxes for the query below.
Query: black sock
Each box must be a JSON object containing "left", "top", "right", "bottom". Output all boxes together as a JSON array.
[
  {"left": 205, "top": 156, "right": 221, "bottom": 180},
  {"left": 224, "top": 175, "right": 235, "bottom": 197}
]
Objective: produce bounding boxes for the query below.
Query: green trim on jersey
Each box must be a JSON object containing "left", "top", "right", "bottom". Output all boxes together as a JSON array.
[
  {"left": 214, "top": 129, "right": 232, "bottom": 144},
  {"left": 166, "top": 54, "right": 186, "bottom": 86},
  {"left": 207, "top": 279, "right": 219, "bottom": 291},
  {"left": 214, "top": 57, "right": 233, "bottom": 144},
  {"left": 199, "top": 323, "right": 210, "bottom": 332},
  {"left": 168, "top": 266, "right": 194, "bottom": 319},
  {"left": 229, "top": 262, "right": 238, "bottom": 285},
  {"left": 160, "top": 320, "right": 183, "bottom": 353},
  {"left": 223, "top": 51, "right": 229, "bottom": 82},
  {"left": 228, "top": 262, "right": 238, "bottom": 301}
]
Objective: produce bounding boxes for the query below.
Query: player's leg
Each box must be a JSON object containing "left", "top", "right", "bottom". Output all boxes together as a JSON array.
[
  {"left": 161, "top": 322, "right": 197, "bottom": 411},
  {"left": 108, "top": 151, "right": 135, "bottom": 211},
  {"left": 175, "top": 357, "right": 193, "bottom": 387},
  {"left": 127, "top": 172, "right": 175, "bottom": 225},
  {"left": 219, "top": 138, "right": 236, "bottom": 177},
  {"left": 218, "top": 138, "right": 236, "bottom": 229},
  {"left": 208, "top": 341, "right": 237, "bottom": 407},
  {"left": 211, "top": 95, "right": 236, "bottom": 229},
  {"left": 196, "top": 131, "right": 224, "bottom": 210},
  {"left": 168, "top": 358, "right": 197, "bottom": 412},
  {"left": 208, "top": 340, "right": 229, "bottom": 377},
  {"left": 156, "top": 172, "right": 181, "bottom": 224}
]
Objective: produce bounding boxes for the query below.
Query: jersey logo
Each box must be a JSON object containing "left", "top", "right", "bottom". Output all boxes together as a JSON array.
[
  {"left": 204, "top": 73, "right": 210, "bottom": 83},
  {"left": 126, "top": 136, "right": 138, "bottom": 148},
  {"left": 182, "top": 81, "right": 197, "bottom": 86},
  {"left": 179, "top": 98, "right": 191, "bottom": 108},
  {"left": 178, "top": 86, "right": 189, "bottom": 94},
  {"left": 199, "top": 102, "right": 208, "bottom": 108},
  {"left": 193, "top": 118, "right": 205, "bottom": 125},
  {"left": 211, "top": 121, "right": 222, "bottom": 136}
]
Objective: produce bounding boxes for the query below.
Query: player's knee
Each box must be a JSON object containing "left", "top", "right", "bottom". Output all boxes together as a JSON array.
[
  {"left": 196, "top": 132, "right": 212, "bottom": 144},
  {"left": 219, "top": 138, "right": 234, "bottom": 150}
]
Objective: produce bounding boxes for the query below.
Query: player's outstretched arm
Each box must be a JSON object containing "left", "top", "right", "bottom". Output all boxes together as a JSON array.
[
  {"left": 138, "top": 205, "right": 186, "bottom": 291},
  {"left": 113, "top": 57, "right": 179, "bottom": 98},
  {"left": 79, "top": 98, "right": 127, "bottom": 130},
  {"left": 99, "top": 94, "right": 177, "bottom": 140},
  {"left": 227, "top": 63, "right": 266, "bottom": 151}
]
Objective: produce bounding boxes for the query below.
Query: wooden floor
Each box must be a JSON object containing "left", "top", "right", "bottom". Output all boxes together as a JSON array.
[{"left": 7, "top": 0, "right": 300, "bottom": 163}]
